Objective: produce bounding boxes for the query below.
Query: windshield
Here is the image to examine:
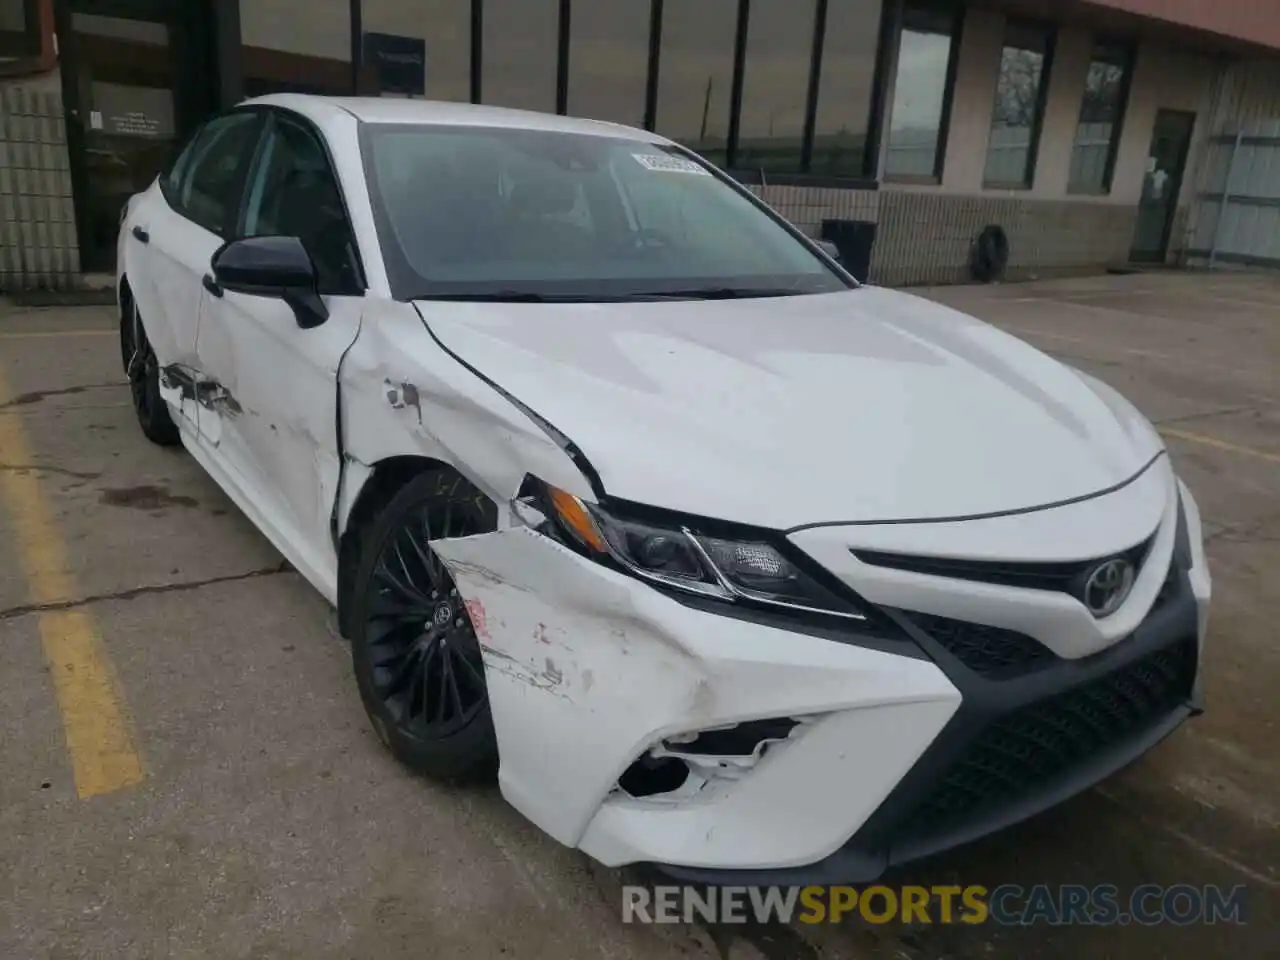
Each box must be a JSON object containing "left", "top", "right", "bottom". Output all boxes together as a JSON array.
[{"left": 360, "top": 123, "right": 852, "bottom": 301}]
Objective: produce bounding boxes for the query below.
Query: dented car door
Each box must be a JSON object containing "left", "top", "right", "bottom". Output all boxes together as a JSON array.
[
  {"left": 191, "top": 111, "right": 367, "bottom": 589},
  {"left": 128, "top": 111, "right": 264, "bottom": 433}
]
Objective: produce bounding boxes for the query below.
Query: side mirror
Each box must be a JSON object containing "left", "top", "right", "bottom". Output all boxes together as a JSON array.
[
  {"left": 211, "top": 235, "right": 329, "bottom": 329},
  {"left": 817, "top": 239, "right": 843, "bottom": 264}
]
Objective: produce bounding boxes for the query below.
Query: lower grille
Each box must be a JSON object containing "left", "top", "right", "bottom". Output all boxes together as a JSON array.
[
  {"left": 899, "top": 637, "right": 1197, "bottom": 836},
  {"left": 902, "top": 611, "right": 1054, "bottom": 679}
]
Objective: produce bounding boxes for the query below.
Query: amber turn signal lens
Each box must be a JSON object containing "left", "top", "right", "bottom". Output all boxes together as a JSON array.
[{"left": 547, "top": 485, "right": 607, "bottom": 553}]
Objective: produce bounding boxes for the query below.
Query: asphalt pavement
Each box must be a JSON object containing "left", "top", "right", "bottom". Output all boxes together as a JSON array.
[{"left": 0, "top": 271, "right": 1275, "bottom": 958}]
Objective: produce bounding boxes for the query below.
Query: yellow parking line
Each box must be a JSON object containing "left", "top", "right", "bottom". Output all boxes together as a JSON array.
[
  {"left": 1160, "top": 427, "right": 1280, "bottom": 465},
  {"left": 0, "top": 365, "right": 143, "bottom": 798},
  {"left": 0, "top": 329, "right": 115, "bottom": 340}
]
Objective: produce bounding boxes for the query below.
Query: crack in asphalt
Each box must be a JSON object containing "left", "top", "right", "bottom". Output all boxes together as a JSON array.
[
  {"left": 0, "top": 382, "right": 122, "bottom": 410},
  {"left": 0, "top": 562, "right": 293, "bottom": 622},
  {"left": 0, "top": 463, "right": 102, "bottom": 481}
]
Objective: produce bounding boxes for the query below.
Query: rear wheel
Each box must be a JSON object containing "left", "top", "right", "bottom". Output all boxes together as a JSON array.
[
  {"left": 121, "top": 298, "right": 180, "bottom": 446},
  {"left": 350, "top": 470, "right": 499, "bottom": 782}
]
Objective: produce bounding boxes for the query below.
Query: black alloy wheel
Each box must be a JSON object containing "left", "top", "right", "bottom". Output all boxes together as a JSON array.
[
  {"left": 351, "top": 470, "right": 499, "bottom": 781},
  {"left": 121, "top": 297, "right": 180, "bottom": 446}
]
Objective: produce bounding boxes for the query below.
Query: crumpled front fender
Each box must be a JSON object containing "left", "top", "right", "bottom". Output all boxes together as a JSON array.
[{"left": 433, "top": 526, "right": 960, "bottom": 870}]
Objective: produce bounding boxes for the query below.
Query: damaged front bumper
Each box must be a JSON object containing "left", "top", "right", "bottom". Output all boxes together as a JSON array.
[
  {"left": 433, "top": 525, "right": 961, "bottom": 873},
  {"left": 433, "top": 482, "right": 1208, "bottom": 881}
]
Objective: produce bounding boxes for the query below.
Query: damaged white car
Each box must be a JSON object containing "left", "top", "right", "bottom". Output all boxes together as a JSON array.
[{"left": 116, "top": 95, "right": 1211, "bottom": 882}]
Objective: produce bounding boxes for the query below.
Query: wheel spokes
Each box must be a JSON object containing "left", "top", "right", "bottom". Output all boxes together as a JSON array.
[
  {"left": 364, "top": 502, "right": 489, "bottom": 736},
  {"left": 443, "top": 653, "right": 465, "bottom": 719},
  {"left": 381, "top": 647, "right": 421, "bottom": 699},
  {"left": 373, "top": 557, "right": 433, "bottom": 609}
]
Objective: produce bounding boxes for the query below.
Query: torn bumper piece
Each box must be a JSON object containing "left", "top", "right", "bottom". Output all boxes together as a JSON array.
[{"left": 433, "top": 525, "right": 961, "bottom": 874}]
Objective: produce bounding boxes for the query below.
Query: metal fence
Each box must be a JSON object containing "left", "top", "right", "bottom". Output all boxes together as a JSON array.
[{"left": 1188, "top": 120, "right": 1280, "bottom": 269}]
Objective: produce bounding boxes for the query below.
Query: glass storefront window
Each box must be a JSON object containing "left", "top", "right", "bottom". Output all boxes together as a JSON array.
[
  {"left": 1069, "top": 42, "right": 1131, "bottom": 194},
  {"left": 883, "top": 2, "right": 959, "bottom": 181},
  {"left": 361, "top": 0, "right": 470, "bottom": 101},
  {"left": 735, "top": 0, "right": 818, "bottom": 173},
  {"left": 810, "top": 0, "right": 883, "bottom": 178},
  {"left": 652, "top": 0, "right": 737, "bottom": 166},
  {"left": 481, "top": 0, "right": 558, "bottom": 112},
  {"left": 983, "top": 20, "right": 1053, "bottom": 188},
  {"left": 566, "top": 0, "right": 650, "bottom": 127},
  {"left": 240, "top": 0, "right": 353, "bottom": 95}
]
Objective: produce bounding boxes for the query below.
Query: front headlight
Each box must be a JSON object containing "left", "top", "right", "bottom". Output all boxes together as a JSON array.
[{"left": 515, "top": 478, "right": 866, "bottom": 621}]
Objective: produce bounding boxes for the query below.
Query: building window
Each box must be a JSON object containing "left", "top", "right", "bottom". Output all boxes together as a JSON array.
[
  {"left": 567, "top": 0, "right": 650, "bottom": 127},
  {"left": 883, "top": 1, "right": 960, "bottom": 181},
  {"left": 0, "top": 0, "right": 39, "bottom": 59},
  {"left": 361, "top": 0, "right": 469, "bottom": 101},
  {"left": 735, "top": 0, "right": 819, "bottom": 173},
  {"left": 983, "top": 21, "right": 1053, "bottom": 188},
  {"left": 810, "top": 0, "right": 883, "bottom": 178},
  {"left": 1069, "top": 42, "right": 1132, "bottom": 194},
  {"left": 653, "top": 0, "right": 738, "bottom": 166},
  {"left": 240, "top": 0, "right": 353, "bottom": 96},
  {"left": 482, "top": 0, "right": 558, "bottom": 112}
]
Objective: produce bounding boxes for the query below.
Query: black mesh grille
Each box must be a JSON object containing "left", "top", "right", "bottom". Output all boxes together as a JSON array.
[
  {"left": 902, "top": 611, "right": 1054, "bottom": 679},
  {"left": 899, "top": 638, "right": 1197, "bottom": 836}
]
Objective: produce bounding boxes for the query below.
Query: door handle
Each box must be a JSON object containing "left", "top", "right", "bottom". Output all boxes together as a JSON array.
[
  {"left": 202, "top": 274, "right": 223, "bottom": 297},
  {"left": 131, "top": 225, "right": 149, "bottom": 244}
]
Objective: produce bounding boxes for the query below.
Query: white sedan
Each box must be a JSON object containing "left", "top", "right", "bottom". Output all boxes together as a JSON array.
[{"left": 116, "top": 95, "right": 1211, "bottom": 882}]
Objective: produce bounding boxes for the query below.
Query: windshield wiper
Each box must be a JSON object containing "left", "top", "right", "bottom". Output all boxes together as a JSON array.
[
  {"left": 415, "top": 291, "right": 558, "bottom": 302},
  {"left": 414, "top": 291, "right": 643, "bottom": 303},
  {"left": 413, "top": 287, "right": 811, "bottom": 303},
  {"left": 634, "top": 287, "right": 804, "bottom": 300}
]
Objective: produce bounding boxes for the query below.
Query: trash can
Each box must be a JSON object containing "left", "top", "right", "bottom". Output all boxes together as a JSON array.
[{"left": 820, "top": 219, "right": 878, "bottom": 283}]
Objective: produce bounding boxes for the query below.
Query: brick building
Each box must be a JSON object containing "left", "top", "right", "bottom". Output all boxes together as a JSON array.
[{"left": 1, "top": 0, "right": 1279, "bottom": 289}]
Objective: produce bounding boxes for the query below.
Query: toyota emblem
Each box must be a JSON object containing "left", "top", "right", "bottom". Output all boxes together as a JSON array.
[{"left": 1082, "top": 558, "right": 1136, "bottom": 617}]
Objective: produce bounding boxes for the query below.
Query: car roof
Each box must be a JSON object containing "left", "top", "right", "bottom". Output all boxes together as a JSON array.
[{"left": 240, "top": 94, "right": 668, "bottom": 145}]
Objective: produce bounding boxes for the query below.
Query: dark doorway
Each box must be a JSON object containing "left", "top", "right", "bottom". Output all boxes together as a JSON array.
[
  {"left": 1130, "top": 108, "right": 1195, "bottom": 263},
  {"left": 57, "top": 0, "right": 221, "bottom": 273}
]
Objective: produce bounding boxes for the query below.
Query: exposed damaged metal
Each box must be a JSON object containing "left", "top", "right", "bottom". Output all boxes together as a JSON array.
[
  {"left": 194, "top": 380, "right": 242, "bottom": 418},
  {"left": 159, "top": 363, "right": 198, "bottom": 401}
]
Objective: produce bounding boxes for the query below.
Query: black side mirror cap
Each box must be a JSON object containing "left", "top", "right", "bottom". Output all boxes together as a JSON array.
[{"left": 211, "top": 235, "right": 329, "bottom": 329}]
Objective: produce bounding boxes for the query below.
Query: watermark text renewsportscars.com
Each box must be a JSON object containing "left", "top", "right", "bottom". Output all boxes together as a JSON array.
[{"left": 622, "top": 884, "right": 1249, "bottom": 926}]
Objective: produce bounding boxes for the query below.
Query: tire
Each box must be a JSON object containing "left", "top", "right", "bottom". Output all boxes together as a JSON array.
[
  {"left": 970, "top": 224, "right": 1010, "bottom": 284},
  {"left": 122, "top": 297, "right": 181, "bottom": 447},
  {"left": 350, "top": 469, "right": 499, "bottom": 783}
]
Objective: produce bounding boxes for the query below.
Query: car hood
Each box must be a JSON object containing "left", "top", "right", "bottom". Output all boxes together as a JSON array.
[{"left": 414, "top": 288, "right": 1164, "bottom": 530}]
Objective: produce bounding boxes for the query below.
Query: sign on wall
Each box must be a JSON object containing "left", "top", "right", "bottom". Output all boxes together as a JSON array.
[
  {"left": 363, "top": 32, "right": 427, "bottom": 96},
  {"left": 89, "top": 82, "right": 175, "bottom": 139}
]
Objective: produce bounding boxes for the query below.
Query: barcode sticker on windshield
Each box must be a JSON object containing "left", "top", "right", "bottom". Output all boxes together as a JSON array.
[{"left": 633, "top": 154, "right": 710, "bottom": 175}]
